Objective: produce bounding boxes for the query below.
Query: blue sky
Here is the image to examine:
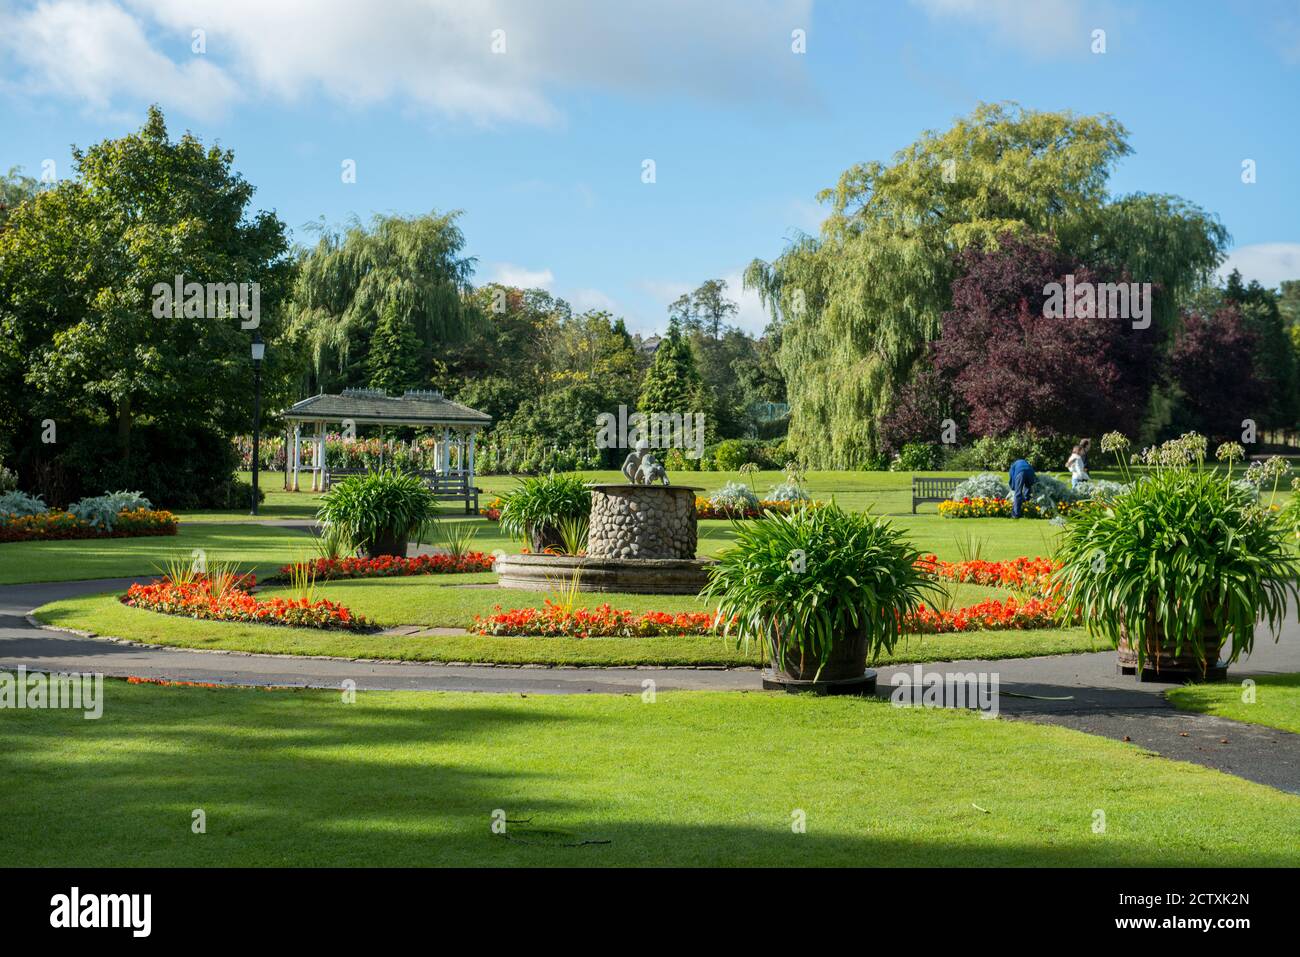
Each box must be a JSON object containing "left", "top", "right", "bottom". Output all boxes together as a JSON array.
[{"left": 2, "top": 0, "right": 1298, "bottom": 334}]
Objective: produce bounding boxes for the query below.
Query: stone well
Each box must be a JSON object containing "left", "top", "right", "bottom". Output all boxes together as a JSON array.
[
  {"left": 492, "top": 483, "right": 715, "bottom": 594},
  {"left": 586, "top": 484, "right": 697, "bottom": 559}
]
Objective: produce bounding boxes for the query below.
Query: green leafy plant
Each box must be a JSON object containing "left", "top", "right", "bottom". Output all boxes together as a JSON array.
[
  {"left": 313, "top": 522, "right": 357, "bottom": 561},
  {"left": 67, "top": 490, "right": 153, "bottom": 531},
  {"left": 953, "top": 532, "right": 986, "bottom": 564},
  {"left": 1055, "top": 432, "right": 1299, "bottom": 672},
  {"left": 420, "top": 519, "right": 479, "bottom": 559},
  {"left": 498, "top": 473, "right": 592, "bottom": 550},
  {"left": 317, "top": 469, "right": 438, "bottom": 556},
  {"left": 155, "top": 552, "right": 201, "bottom": 587},
  {"left": 287, "top": 559, "right": 318, "bottom": 604},
  {"left": 557, "top": 515, "right": 589, "bottom": 556},
  {"left": 702, "top": 503, "right": 940, "bottom": 678}
]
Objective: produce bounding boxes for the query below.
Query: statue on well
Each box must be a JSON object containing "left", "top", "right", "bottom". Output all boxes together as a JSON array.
[{"left": 622, "top": 438, "right": 670, "bottom": 486}]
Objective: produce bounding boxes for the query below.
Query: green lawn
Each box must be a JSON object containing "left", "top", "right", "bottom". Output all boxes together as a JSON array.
[
  {"left": 3, "top": 676, "right": 1298, "bottom": 867},
  {"left": 1167, "top": 673, "right": 1300, "bottom": 735},
  {"left": 33, "top": 589, "right": 1099, "bottom": 667},
  {"left": 0, "top": 523, "right": 320, "bottom": 585}
]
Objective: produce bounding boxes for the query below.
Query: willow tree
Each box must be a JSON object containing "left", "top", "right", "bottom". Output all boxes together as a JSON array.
[
  {"left": 745, "top": 102, "right": 1225, "bottom": 467},
  {"left": 287, "top": 210, "right": 480, "bottom": 393}
]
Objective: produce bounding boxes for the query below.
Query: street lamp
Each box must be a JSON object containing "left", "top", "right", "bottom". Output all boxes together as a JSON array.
[{"left": 250, "top": 331, "right": 265, "bottom": 516}]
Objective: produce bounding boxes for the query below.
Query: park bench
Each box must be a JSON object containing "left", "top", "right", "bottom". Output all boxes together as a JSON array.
[
  {"left": 911, "top": 477, "right": 963, "bottom": 514},
  {"left": 325, "top": 468, "right": 482, "bottom": 514}
]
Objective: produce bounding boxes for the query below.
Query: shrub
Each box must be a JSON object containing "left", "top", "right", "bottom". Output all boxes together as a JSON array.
[
  {"left": 498, "top": 473, "right": 592, "bottom": 549},
  {"left": 709, "top": 481, "right": 760, "bottom": 513},
  {"left": 1027, "top": 474, "right": 1081, "bottom": 514},
  {"left": 952, "top": 473, "right": 1010, "bottom": 501},
  {"left": 317, "top": 470, "right": 438, "bottom": 556},
  {"left": 0, "top": 490, "right": 49, "bottom": 520},
  {"left": 712, "top": 439, "right": 761, "bottom": 471},
  {"left": 702, "top": 503, "right": 939, "bottom": 674},
  {"left": 0, "top": 465, "right": 16, "bottom": 494},
  {"left": 68, "top": 490, "right": 154, "bottom": 531},
  {"left": 891, "top": 442, "right": 943, "bottom": 472},
  {"left": 946, "top": 430, "right": 1076, "bottom": 472},
  {"left": 1075, "top": 479, "right": 1128, "bottom": 499},
  {"left": 765, "top": 481, "right": 809, "bottom": 502}
]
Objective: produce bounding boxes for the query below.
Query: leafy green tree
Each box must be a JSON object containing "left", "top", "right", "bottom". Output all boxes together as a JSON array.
[
  {"left": 0, "top": 107, "right": 292, "bottom": 483},
  {"left": 1223, "top": 270, "right": 1300, "bottom": 430},
  {"left": 639, "top": 322, "right": 708, "bottom": 421},
  {"left": 289, "top": 211, "right": 479, "bottom": 393},
  {"left": 0, "top": 166, "right": 39, "bottom": 227},
  {"left": 367, "top": 300, "right": 425, "bottom": 393},
  {"left": 745, "top": 102, "right": 1227, "bottom": 467}
]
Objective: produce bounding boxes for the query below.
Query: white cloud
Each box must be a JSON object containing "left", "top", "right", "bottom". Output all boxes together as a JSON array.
[
  {"left": 1217, "top": 243, "right": 1300, "bottom": 290},
  {"left": 2, "top": 0, "right": 239, "bottom": 117},
  {"left": 490, "top": 262, "right": 554, "bottom": 288},
  {"left": 2, "top": 0, "right": 815, "bottom": 122},
  {"left": 909, "top": 0, "right": 1087, "bottom": 56},
  {"left": 568, "top": 287, "right": 618, "bottom": 313}
]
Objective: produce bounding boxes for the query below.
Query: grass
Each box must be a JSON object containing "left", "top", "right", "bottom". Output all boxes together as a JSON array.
[
  {"left": 0, "top": 523, "right": 320, "bottom": 585},
  {"left": 33, "top": 589, "right": 1099, "bottom": 667},
  {"left": 3, "top": 676, "right": 1299, "bottom": 867},
  {"left": 1167, "top": 673, "right": 1300, "bottom": 735}
]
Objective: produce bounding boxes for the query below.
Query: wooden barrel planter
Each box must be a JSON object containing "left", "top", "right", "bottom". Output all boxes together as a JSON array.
[
  {"left": 762, "top": 626, "right": 877, "bottom": 695},
  {"left": 1117, "top": 605, "right": 1227, "bottom": 682},
  {"left": 364, "top": 532, "right": 409, "bottom": 558}
]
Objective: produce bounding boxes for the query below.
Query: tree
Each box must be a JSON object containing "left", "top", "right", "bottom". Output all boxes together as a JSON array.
[
  {"left": 745, "top": 102, "right": 1227, "bottom": 467},
  {"left": 0, "top": 106, "right": 292, "bottom": 502},
  {"left": 367, "top": 300, "right": 425, "bottom": 393},
  {"left": 289, "top": 211, "right": 479, "bottom": 393},
  {"left": 1222, "top": 270, "right": 1299, "bottom": 430},
  {"left": 931, "top": 233, "right": 1158, "bottom": 441},
  {"left": 1165, "top": 305, "right": 1265, "bottom": 441},
  {"left": 638, "top": 323, "right": 707, "bottom": 421},
  {"left": 0, "top": 166, "right": 39, "bottom": 227}
]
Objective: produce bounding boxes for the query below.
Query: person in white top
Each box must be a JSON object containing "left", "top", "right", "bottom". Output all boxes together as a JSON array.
[{"left": 1065, "top": 438, "right": 1091, "bottom": 489}]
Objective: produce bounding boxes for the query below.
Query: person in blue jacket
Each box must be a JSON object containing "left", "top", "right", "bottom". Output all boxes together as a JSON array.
[{"left": 1008, "top": 458, "right": 1036, "bottom": 519}]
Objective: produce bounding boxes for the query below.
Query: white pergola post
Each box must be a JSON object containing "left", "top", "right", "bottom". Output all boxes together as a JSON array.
[
  {"left": 315, "top": 422, "right": 326, "bottom": 491},
  {"left": 467, "top": 431, "right": 477, "bottom": 483},
  {"left": 291, "top": 423, "right": 302, "bottom": 491},
  {"left": 442, "top": 426, "right": 451, "bottom": 474},
  {"left": 283, "top": 425, "right": 292, "bottom": 490}
]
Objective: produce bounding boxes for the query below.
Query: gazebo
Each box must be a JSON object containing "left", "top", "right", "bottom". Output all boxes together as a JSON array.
[{"left": 280, "top": 388, "right": 492, "bottom": 512}]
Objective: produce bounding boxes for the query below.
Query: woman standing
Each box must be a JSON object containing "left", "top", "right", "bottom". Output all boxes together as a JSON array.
[{"left": 1066, "top": 439, "right": 1091, "bottom": 489}]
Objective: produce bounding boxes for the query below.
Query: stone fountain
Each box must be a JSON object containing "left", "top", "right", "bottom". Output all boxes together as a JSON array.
[{"left": 493, "top": 441, "right": 716, "bottom": 594}]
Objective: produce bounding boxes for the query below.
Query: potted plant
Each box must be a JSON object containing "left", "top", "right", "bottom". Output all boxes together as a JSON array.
[
  {"left": 1054, "top": 432, "right": 1298, "bottom": 680},
  {"left": 702, "top": 502, "right": 939, "bottom": 690},
  {"left": 498, "top": 473, "right": 592, "bottom": 553},
  {"left": 316, "top": 469, "right": 438, "bottom": 558}
]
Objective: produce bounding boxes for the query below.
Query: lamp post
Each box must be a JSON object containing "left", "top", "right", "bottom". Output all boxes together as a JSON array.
[{"left": 250, "top": 331, "right": 265, "bottom": 515}]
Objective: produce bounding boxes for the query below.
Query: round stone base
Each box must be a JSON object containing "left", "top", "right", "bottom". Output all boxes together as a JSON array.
[
  {"left": 761, "top": 668, "right": 878, "bottom": 696},
  {"left": 494, "top": 554, "right": 716, "bottom": 595}
]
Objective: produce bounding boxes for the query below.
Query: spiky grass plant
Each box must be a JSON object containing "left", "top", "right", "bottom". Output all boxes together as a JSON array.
[
  {"left": 1056, "top": 432, "right": 1299, "bottom": 671},
  {"left": 557, "top": 515, "right": 589, "bottom": 556},
  {"left": 317, "top": 470, "right": 438, "bottom": 554},
  {"left": 702, "top": 502, "right": 940, "bottom": 676}
]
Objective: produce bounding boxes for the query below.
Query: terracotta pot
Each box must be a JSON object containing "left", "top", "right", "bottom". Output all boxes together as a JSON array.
[
  {"left": 769, "top": 624, "right": 870, "bottom": 683},
  {"left": 1117, "top": 602, "right": 1224, "bottom": 677},
  {"left": 364, "top": 532, "right": 409, "bottom": 559}
]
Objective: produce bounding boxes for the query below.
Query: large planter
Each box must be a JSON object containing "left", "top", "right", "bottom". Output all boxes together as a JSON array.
[
  {"left": 1117, "top": 604, "right": 1226, "bottom": 681},
  {"left": 763, "top": 624, "right": 876, "bottom": 695},
  {"left": 527, "top": 523, "right": 565, "bottom": 554},
  {"left": 364, "top": 532, "right": 409, "bottom": 559}
]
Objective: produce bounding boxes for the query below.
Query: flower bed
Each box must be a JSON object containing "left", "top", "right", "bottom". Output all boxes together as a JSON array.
[
  {"left": 274, "top": 552, "right": 497, "bottom": 582},
  {"left": 473, "top": 601, "right": 728, "bottom": 638},
  {"left": 479, "top": 497, "right": 504, "bottom": 521},
  {"left": 915, "top": 554, "right": 1059, "bottom": 597},
  {"left": 121, "top": 578, "right": 374, "bottom": 631},
  {"left": 694, "top": 497, "right": 817, "bottom": 520},
  {"left": 937, "top": 497, "right": 1093, "bottom": 520},
  {"left": 907, "top": 596, "right": 1064, "bottom": 633},
  {"left": 0, "top": 508, "right": 178, "bottom": 543}
]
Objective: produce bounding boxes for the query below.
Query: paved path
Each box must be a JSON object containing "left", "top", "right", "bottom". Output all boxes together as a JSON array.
[{"left": 2, "top": 577, "right": 1299, "bottom": 792}]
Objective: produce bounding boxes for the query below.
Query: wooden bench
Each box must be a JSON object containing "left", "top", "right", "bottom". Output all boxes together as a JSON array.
[
  {"left": 911, "top": 477, "right": 963, "bottom": 514},
  {"left": 325, "top": 468, "right": 482, "bottom": 514}
]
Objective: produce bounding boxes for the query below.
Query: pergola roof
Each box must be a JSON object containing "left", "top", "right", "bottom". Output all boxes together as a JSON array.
[{"left": 281, "top": 389, "right": 492, "bottom": 428}]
